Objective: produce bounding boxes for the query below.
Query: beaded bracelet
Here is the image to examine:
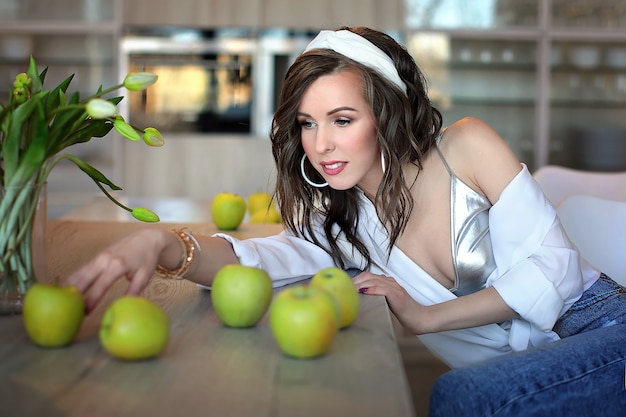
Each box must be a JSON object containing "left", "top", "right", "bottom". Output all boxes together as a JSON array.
[{"left": 155, "top": 228, "right": 201, "bottom": 280}]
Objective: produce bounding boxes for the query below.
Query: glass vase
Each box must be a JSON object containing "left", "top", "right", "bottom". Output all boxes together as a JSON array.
[{"left": 0, "top": 183, "right": 47, "bottom": 314}]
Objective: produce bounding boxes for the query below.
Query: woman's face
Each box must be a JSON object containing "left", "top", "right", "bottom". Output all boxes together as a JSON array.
[{"left": 297, "top": 70, "right": 382, "bottom": 196}]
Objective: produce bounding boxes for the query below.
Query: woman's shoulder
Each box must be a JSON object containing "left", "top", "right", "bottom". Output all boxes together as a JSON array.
[
  {"left": 439, "top": 117, "right": 517, "bottom": 168},
  {"left": 441, "top": 117, "right": 503, "bottom": 149},
  {"left": 439, "top": 117, "right": 523, "bottom": 203}
]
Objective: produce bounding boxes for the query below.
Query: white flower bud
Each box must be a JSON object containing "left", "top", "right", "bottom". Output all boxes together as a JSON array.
[
  {"left": 123, "top": 72, "right": 158, "bottom": 91},
  {"left": 86, "top": 99, "right": 117, "bottom": 119}
]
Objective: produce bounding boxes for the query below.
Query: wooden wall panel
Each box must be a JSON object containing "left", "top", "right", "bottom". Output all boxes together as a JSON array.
[
  {"left": 122, "top": 0, "right": 404, "bottom": 30},
  {"left": 122, "top": 0, "right": 262, "bottom": 28},
  {"left": 260, "top": 0, "right": 404, "bottom": 30}
]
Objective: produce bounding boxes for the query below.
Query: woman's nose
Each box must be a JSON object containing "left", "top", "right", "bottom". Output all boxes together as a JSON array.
[{"left": 315, "top": 128, "right": 334, "bottom": 154}]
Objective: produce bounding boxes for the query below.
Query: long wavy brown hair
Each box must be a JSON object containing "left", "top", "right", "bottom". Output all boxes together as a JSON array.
[{"left": 270, "top": 26, "right": 443, "bottom": 269}]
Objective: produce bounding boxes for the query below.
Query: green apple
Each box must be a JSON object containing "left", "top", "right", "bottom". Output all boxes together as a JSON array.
[
  {"left": 99, "top": 296, "right": 169, "bottom": 361},
  {"left": 269, "top": 285, "right": 339, "bottom": 359},
  {"left": 22, "top": 283, "right": 85, "bottom": 348},
  {"left": 247, "top": 192, "right": 274, "bottom": 216},
  {"left": 310, "top": 267, "right": 360, "bottom": 329},
  {"left": 211, "top": 192, "right": 247, "bottom": 230},
  {"left": 211, "top": 264, "right": 273, "bottom": 328},
  {"left": 249, "top": 207, "right": 282, "bottom": 224}
]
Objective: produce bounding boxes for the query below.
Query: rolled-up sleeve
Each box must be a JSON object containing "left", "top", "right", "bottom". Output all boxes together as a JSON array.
[{"left": 487, "top": 165, "right": 586, "bottom": 334}]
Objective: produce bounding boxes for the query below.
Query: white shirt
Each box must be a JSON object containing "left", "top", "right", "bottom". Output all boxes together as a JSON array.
[{"left": 215, "top": 164, "right": 600, "bottom": 368}]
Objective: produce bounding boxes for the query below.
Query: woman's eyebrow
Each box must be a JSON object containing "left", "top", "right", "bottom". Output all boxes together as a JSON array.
[
  {"left": 296, "top": 106, "right": 357, "bottom": 118},
  {"left": 328, "top": 106, "right": 357, "bottom": 115}
]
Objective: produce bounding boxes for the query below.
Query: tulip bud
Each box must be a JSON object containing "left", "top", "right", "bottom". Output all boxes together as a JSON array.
[
  {"left": 142, "top": 127, "right": 164, "bottom": 147},
  {"left": 13, "top": 72, "right": 31, "bottom": 88},
  {"left": 131, "top": 207, "right": 160, "bottom": 223},
  {"left": 86, "top": 99, "right": 117, "bottom": 119},
  {"left": 123, "top": 72, "right": 158, "bottom": 91},
  {"left": 113, "top": 116, "right": 140, "bottom": 141},
  {"left": 12, "top": 86, "right": 27, "bottom": 104}
]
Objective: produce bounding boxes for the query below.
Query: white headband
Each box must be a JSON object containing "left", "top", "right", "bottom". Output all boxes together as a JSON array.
[{"left": 303, "top": 30, "right": 407, "bottom": 94}]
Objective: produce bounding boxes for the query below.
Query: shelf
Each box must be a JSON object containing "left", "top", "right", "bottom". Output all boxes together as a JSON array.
[
  {"left": 550, "top": 64, "right": 626, "bottom": 73},
  {"left": 0, "top": 57, "right": 115, "bottom": 66},
  {"left": 450, "top": 98, "right": 535, "bottom": 107},
  {"left": 448, "top": 62, "right": 536, "bottom": 71},
  {"left": 548, "top": 28, "right": 626, "bottom": 42},
  {"left": 0, "top": 21, "right": 118, "bottom": 35},
  {"left": 550, "top": 99, "right": 626, "bottom": 109},
  {"left": 406, "top": 0, "right": 626, "bottom": 169}
]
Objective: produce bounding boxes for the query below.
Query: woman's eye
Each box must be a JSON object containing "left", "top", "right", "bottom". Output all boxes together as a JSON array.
[
  {"left": 299, "top": 119, "right": 315, "bottom": 129},
  {"left": 335, "top": 118, "right": 350, "bottom": 126}
]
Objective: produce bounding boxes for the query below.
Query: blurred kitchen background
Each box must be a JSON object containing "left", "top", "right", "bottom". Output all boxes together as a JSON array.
[{"left": 2, "top": 0, "right": 626, "bottom": 218}]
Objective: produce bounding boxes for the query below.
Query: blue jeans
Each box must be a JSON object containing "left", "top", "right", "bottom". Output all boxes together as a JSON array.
[{"left": 429, "top": 274, "right": 626, "bottom": 417}]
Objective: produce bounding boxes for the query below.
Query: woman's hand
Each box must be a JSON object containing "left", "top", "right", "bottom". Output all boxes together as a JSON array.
[
  {"left": 352, "top": 271, "right": 426, "bottom": 334},
  {"left": 66, "top": 228, "right": 176, "bottom": 313}
]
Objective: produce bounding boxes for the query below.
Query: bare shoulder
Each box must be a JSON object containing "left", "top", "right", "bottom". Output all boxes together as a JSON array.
[
  {"left": 439, "top": 117, "right": 523, "bottom": 203},
  {"left": 441, "top": 117, "right": 512, "bottom": 155}
]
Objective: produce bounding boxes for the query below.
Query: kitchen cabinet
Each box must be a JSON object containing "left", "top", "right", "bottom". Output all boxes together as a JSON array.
[
  {"left": 121, "top": 0, "right": 262, "bottom": 28},
  {"left": 0, "top": 0, "right": 118, "bottom": 99},
  {"left": 408, "top": 34, "right": 537, "bottom": 165},
  {"left": 549, "top": 40, "right": 626, "bottom": 171},
  {"left": 258, "top": 0, "right": 404, "bottom": 30},
  {"left": 121, "top": 0, "right": 404, "bottom": 30},
  {"left": 405, "top": 0, "right": 626, "bottom": 171}
]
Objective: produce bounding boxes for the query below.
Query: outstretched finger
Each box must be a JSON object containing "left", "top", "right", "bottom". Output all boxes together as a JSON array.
[
  {"left": 72, "top": 253, "right": 137, "bottom": 312},
  {"left": 125, "top": 267, "right": 155, "bottom": 297}
]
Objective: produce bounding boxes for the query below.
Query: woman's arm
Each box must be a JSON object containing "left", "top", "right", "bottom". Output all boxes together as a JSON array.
[
  {"left": 66, "top": 228, "right": 239, "bottom": 312},
  {"left": 67, "top": 226, "right": 338, "bottom": 313},
  {"left": 416, "top": 286, "right": 517, "bottom": 332},
  {"left": 460, "top": 117, "right": 585, "bottom": 332},
  {"left": 353, "top": 272, "right": 517, "bottom": 334}
]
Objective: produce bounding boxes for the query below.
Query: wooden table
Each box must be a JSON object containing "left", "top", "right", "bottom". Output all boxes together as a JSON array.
[{"left": 0, "top": 220, "right": 416, "bottom": 417}]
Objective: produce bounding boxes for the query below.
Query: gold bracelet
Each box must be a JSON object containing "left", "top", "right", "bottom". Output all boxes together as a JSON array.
[{"left": 155, "top": 228, "right": 200, "bottom": 280}]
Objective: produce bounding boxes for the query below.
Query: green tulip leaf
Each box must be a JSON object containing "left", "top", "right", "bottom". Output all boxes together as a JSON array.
[
  {"left": 48, "top": 106, "right": 88, "bottom": 142},
  {"left": 12, "top": 100, "right": 48, "bottom": 181},
  {"left": 44, "top": 74, "right": 74, "bottom": 115},
  {"left": 62, "top": 154, "right": 122, "bottom": 191},
  {"left": 52, "top": 120, "right": 113, "bottom": 154},
  {"left": 2, "top": 91, "right": 48, "bottom": 181},
  {"left": 26, "top": 56, "right": 43, "bottom": 94},
  {"left": 68, "top": 91, "right": 80, "bottom": 105}
]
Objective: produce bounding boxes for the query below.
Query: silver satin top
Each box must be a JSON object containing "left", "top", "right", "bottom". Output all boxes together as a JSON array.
[{"left": 436, "top": 139, "right": 496, "bottom": 297}]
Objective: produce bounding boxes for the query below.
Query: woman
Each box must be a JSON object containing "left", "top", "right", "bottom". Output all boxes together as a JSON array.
[{"left": 68, "top": 27, "right": 625, "bottom": 414}]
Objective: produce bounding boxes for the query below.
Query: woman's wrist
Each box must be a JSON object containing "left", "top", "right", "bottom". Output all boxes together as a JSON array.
[{"left": 155, "top": 228, "right": 201, "bottom": 280}]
